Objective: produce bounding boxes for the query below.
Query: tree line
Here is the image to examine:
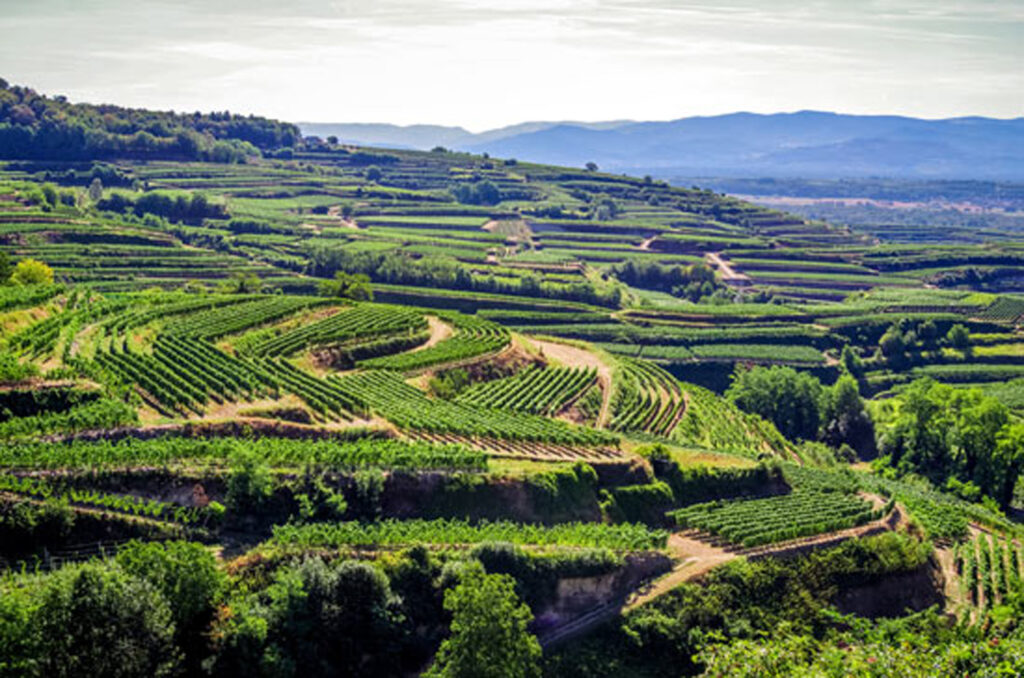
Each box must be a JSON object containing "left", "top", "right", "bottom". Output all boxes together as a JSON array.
[{"left": 0, "top": 80, "right": 299, "bottom": 162}]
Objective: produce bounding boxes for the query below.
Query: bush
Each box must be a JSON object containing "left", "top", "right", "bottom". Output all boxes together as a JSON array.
[{"left": 225, "top": 449, "right": 273, "bottom": 514}]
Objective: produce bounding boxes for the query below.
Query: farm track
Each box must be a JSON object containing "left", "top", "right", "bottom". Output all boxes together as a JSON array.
[
  {"left": 408, "top": 316, "right": 453, "bottom": 353},
  {"left": 706, "top": 251, "right": 751, "bottom": 284},
  {"left": 541, "top": 504, "right": 904, "bottom": 648}
]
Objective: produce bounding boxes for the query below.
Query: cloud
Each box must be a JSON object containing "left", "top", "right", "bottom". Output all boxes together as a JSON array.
[{"left": 0, "top": 0, "right": 1020, "bottom": 128}]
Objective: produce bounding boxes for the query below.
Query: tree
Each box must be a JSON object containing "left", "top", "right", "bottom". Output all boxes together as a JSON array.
[
  {"left": 318, "top": 270, "right": 374, "bottom": 301},
  {"left": 212, "top": 558, "right": 402, "bottom": 676},
  {"left": 821, "top": 374, "right": 876, "bottom": 458},
  {"left": 947, "top": 323, "right": 970, "bottom": 350},
  {"left": 35, "top": 563, "right": 180, "bottom": 678},
  {"left": 9, "top": 259, "right": 53, "bottom": 285},
  {"left": 116, "top": 541, "right": 226, "bottom": 673},
  {"left": 452, "top": 180, "right": 500, "bottom": 206},
  {"left": 878, "top": 323, "right": 906, "bottom": 361},
  {"left": 425, "top": 562, "right": 541, "bottom": 678},
  {"left": 726, "top": 365, "right": 825, "bottom": 441},
  {"left": 365, "top": 165, "right": 383, "bottom": 182},
  {"left": 219, "top": 272, "right": 260, "bottom": 294},
  {"left": 839, "top": 344, "right": 863, "bottom": 377},
  {"left": 585, "top": 162, "right": 598, "bottom": 172},
  {"left": 876, "top": 378, "right": 1024, "bottom": 507}
]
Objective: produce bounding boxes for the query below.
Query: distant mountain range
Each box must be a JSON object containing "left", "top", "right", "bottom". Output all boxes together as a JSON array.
[{"left": 299, "top": 112, "right": 1024, "bottom": 180}]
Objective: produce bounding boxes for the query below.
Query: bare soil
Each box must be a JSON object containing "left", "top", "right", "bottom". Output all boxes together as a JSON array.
[
  {"left": 410, "top": 316, "right": 453, "bottom": 353},
  {"left": 705, "top": 251, "right": 751, "bottom": 283}
]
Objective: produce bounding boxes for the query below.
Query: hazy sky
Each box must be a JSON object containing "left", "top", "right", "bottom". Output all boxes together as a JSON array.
[{"left": 2, "top": 0, "right": 1022, "bottom": 130}]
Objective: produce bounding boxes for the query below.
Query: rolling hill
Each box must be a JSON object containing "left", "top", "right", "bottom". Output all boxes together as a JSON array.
[{"left": 301, "top": 111, "right": 1024, "bottom": 180}]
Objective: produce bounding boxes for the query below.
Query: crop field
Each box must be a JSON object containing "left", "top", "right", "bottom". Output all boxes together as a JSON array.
[
  {"left": 672, "top": 490, "right": 884, "bottom": 547},
  {"left": 267, "top": 518, "right": 667, "bottom": 551},
  {"left": 455, "top": 365, "right": 597, "bottom": 415},
  {"left": 955, "top": 534, "right": 1024, "bottom": 612}
]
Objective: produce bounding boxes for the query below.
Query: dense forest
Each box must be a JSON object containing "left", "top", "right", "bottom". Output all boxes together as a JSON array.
[{"left": 0, "top": 78, "right": 299, "bottom": 162}]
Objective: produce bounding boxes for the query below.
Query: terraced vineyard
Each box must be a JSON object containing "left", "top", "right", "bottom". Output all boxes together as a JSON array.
[
  {"left": 455, "top": 365, "right": 597, "bottom": 415},
  {"left": 671, "top": 489, "right": 886, "bottom": 547},
  {"left": 329, "top": 370, "right": 617, "bottom": 448},
  {"left": 359, "top": 312, "right": 510, "bottom": 371},
  {"left": 608, "top": 358, "right": 687, "bottom": 437},
  {"left": 252, "top": 304, "right": 427, "bottom": 357},
  {"left": 268, "top": 518, "right": 667, "bottom": 551},
  {"left": 2, "top": 86, "right": 1024, "bottom": 677},
  {"left": 955, "top": 534, "right": 1024, "bottom": 612}
]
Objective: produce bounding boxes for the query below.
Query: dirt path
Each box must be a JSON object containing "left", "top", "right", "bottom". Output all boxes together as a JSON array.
[
  {"left": 935, "top": 545, "right": 969, "bottom": 618},
  {"left": 628, "top": 506, "right": 902, "bottom": 611},
  {"left": 706, "top": 251, "right": 751, "bottom": 283},
  {"left": 638, "top": 234, "right": 658, "bottom": 251},
  {"left": 626, "top": 533, "right": 734, "bottom": 609},
  {"left": 409, "top": 316, "right": 453, "bottom": 354},
  {"left": 529, "top": 337, "right": 614, "bottom": 427},
  {"left": 326, "top": 205, "right": 359, "bottom": 229}
]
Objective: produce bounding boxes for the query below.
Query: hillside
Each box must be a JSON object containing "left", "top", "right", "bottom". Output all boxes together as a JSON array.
[
  {"left": 301, "top": 111, "right": 1024, "bottom": 180},
  {"left": 2, "top": 89, "right": 1024, "bottom": 677}
]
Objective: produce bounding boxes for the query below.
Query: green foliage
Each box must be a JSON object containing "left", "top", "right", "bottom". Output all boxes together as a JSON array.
[
  {"left": 97, "top": 190, "right": 227, "bottom": 225},
  {"left": 115, "top": 541, "right": 226, "bottom": 672},
  {"left": 226, "top": 449, "right": 274, "bottom": 514},
  {"left": 726, "top": 365, "right": 825, "bottom": 441},
  {"left": 603, "top": 481, "right": 675, "bottom": 524},
  {"left": 212, "top": 557, "right": 402, "bottom": 676},
  {"left": 0, "top": 497, "right": 74, "bottom": 557},
  {"left": 9, "top": 259, "right": 53, "bottom": 286},
  {"left": 545, "top": 533, "right": 931, "bottom": 677},
  {"left": 425, "top": 562, "right": 541, "bottom": 678},
  {"left": 451, "top": 180, "right": 501, "bottom": 206},
  {"left": 456, "top": 365, "right": 597, "bottom": 415},
  {"left": 0, "top": 475, "right": 212, "bottom": 526},
  {"left": 672, "top": 489, "right": 881, "bottom": 547},
  {"left": 470, "top": 542, "right": 622, "bottom": 610},
  {"left": 268, "top": 518, "right": 667, "bottom": 551},
  {"left": 35, "top": 563, "right": 180, "bottom": 678},
  {"left": 696, "top": 618, "right": 1024, "bottom": 677},
  {"left": 318, "top": 270, "right": 374, "bottom": 301},
  {"left": 613, "top": 260, "right": 725, "bottom": 302},
  {"left": 0, "top": 349, "right": 38, "bottom": 383},
  {"left": 875, "top": 378, "right": 1024, "bottom": 507},
  {"left": 947, "top": 323, "right": 971, "bottom": 350},
  {"left": 0, "top": 435, "right": 488, "bottom": 472},
  {"left": 0, "top": 80, "right": 296, "bottom": 161},
  {"left": 526, "top": 462, "right": 601, "bottom": 521},
  {"left": 0, "top": 397, "right": 137, "bottom": 440},
  {"left": 429, "top": 367, "right": 473, "bottom": 399},
  {"left": 821, "top": 374, "right": 876, "bottom": 457},
  {"left": 325, "top": 370, "right": 615, "bottom": 446}
]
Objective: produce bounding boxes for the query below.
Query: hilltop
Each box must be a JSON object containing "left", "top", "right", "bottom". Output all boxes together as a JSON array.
[{"left": 301, "top": 111, "right": 1024, "bottom": 180}]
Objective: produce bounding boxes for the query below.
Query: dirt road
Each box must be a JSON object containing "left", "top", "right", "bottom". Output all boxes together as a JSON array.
[{"left": 706, "top": 251, "right": 751, "bottom": 283}]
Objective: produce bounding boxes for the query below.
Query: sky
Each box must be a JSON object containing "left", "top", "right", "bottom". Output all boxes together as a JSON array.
[{"left": 1, "top": 0, "right": 1022, "bottom": 131}]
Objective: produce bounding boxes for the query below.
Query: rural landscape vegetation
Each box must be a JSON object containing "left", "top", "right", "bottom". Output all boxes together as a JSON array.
[{"left": 1, "top": 11, "right": 1024, "bottom": 675}]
